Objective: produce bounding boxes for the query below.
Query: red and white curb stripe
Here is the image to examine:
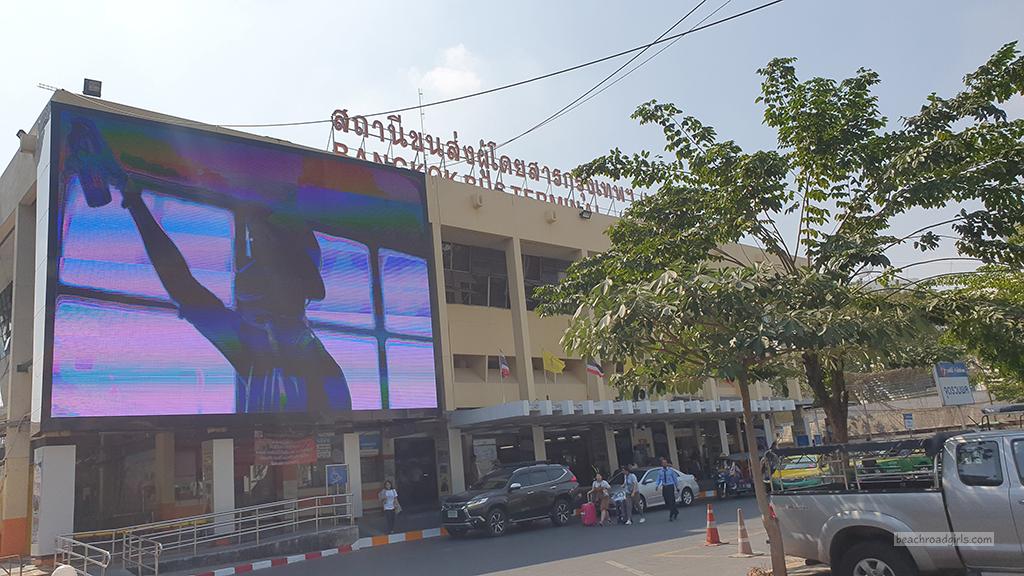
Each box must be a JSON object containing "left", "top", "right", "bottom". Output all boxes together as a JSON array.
[{"left": 191, "top": 527, "right": 447, "bottom": 576}]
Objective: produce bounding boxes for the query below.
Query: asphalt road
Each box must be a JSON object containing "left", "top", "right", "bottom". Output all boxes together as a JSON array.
[{"left": 262, "top": 497, "right": 792, "bottom": 576}]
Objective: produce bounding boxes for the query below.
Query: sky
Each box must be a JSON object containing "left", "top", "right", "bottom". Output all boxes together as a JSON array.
[{"left": 2, "top": 0, "right": 1022, "bottom": 278}]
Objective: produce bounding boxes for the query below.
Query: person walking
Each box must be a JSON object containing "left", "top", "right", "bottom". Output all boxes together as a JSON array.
[
  {"left": 654, "top": 457, "right": 679, "bottom": 521},
  {"left": 379, "top": 480, "right": 400, "bottom": 534},
  {"left": 622, "top": 464, "right": 645, "bottom": 525}
]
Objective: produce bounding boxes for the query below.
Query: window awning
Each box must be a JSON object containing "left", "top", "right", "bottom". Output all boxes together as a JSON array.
[{"left": 449, "top": 398, "right": 797, "bottom": 430}]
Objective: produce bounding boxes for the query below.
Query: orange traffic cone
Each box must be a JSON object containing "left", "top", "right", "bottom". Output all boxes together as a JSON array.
[
  {"left": 730, "top": 508, "right": 762, "bottom": 557},
  {"left": 704, "top": 503, "right": 725, "bottom": 546}
]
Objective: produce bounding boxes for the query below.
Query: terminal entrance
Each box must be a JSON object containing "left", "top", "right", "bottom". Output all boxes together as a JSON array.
[{"left": 393, "top": 437, "right": 438, "bottom": 511}]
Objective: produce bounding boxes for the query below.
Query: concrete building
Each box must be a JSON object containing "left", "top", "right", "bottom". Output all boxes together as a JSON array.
[{"left": 0, "top": 91, "right": 799, "bottom": 555}]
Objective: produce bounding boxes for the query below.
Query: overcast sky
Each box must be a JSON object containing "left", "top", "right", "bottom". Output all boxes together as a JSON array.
[{"left": 2, "top": 0, "right": 1021, "bottom": 277}]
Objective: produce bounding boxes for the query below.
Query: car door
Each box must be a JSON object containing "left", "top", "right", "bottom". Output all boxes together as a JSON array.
[
  {"left": 640, "top": 469, "right": 662, "bottom": 506},
  {"left": 944, "top": 438, "right": 1019, "bottom": 569},
  {"left": 507, "top": 469, "right": 535, "bottom": 521},
  {"left": 520, "top": 468, "right": 553, "bottom": 519},
  {"left": 1007, "top": 436, "right": 1024, "bottom": 562}
]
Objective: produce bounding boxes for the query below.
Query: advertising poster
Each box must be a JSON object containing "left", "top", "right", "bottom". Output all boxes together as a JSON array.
[
  {"left": 44, "top": 103, "right": 440, "bottom": 427},
  {"left": 254, "top": 433, "right": 317, "bottom": 466}
]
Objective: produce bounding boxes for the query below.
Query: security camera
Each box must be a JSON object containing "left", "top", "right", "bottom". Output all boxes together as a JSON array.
[{"left": 16, "top": 129, "right": 26, "bottom": 139}]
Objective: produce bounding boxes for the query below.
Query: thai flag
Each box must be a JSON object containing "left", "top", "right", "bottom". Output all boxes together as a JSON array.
[
  {"left": 586, "top": 359, "right": 604, "bottom": 378},
  {"left": 499, "top": 354, "right": 511, "bottom": 379}
]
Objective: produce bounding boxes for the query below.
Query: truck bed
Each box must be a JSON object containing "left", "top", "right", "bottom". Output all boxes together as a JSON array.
[{"left": 772, "top": 491, "right": 963, "bottom": 571}]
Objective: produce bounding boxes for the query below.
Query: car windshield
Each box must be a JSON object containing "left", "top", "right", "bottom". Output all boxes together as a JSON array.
[
  {"left": 608, "top": 472, "right": 625, "bottom": 485},
  {"left": 782, "top": 460, "right": 817, "bottom": 470},
  {"left": 471, "top": 469, "right": 511, "bottom": 490}
]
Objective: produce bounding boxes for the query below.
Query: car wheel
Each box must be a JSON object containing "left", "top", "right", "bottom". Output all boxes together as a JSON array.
[
  {"left": 680, "top": 488, "right": 694, "bottom": 506},
  {"left": 486, "top": 508, "right": 507, "bottom": 537},
  {"left": 551, "top": 498, "right": 571, "bottom": 526},
  {"left": 837, "top": 541, "right": 918, "bottom": 576},
  {"left": 447, "top": 526, "right": 468, "bottom": 538}
]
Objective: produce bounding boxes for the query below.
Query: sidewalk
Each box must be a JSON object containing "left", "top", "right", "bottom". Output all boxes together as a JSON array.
[{"left": 356, "top": 508, "right": 439, "bottom": 537}]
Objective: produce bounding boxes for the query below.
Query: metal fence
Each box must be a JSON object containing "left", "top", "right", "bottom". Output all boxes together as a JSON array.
[
  {"left": 54, "top": 536, "right": 111, "bottom": 576},
  {"left": 61, "top": 493, "right": 353, "bottom": 576}
]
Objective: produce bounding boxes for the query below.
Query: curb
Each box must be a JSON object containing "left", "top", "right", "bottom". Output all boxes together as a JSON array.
[{"left": 191, "top": 527, "right": 447, "bottom": 576}]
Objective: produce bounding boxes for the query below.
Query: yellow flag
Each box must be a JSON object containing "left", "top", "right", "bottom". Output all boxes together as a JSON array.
[{"left": 542, "top": 350, "right": 565, "bottom": 374}]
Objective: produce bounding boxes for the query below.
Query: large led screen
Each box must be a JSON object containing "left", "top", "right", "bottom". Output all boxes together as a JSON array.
[{"left": 45, "top": 103, "right": 439, "bottom": 423}]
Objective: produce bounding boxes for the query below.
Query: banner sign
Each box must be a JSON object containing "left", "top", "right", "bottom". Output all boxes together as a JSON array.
[
  {"left": 331, "top": 109, "right": 636, "bottom": 212},
  {"left": 254, "top": 433, "right": 317, "bottom": 465},
  {"left": 933, "top": 362, "right": 974, "bottom": 406}
]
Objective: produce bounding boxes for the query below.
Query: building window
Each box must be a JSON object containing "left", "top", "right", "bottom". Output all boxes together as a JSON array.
[
  {"left": 0, "top": 283, "right": 11, "bottom": 360},
  {"left": 442, "top": 242, "right": 509, "bottom": 308},
  {"left": 522, "top": 255, "right": 571, "bottom": 310}
]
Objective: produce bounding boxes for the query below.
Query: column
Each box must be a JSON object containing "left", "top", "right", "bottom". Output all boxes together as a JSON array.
[
  {"left": 202, "top": 439, "right": 235, "bottom": 535},
  {"left": 530, "top": 426, "right": 546, "bottom": 461},
  {"left": 603, "top": 425, "right": 619, "bottom": 473},
  {"left": 734, "top": 419, "right": 746, "bottom": 452},
  {"left": 762, "top": 414, "right": 776, "bottom": 447},
  {"left": 343, "top": 433, "right": 364, "bottom": 518},
  {"left": 504, "top": 238, "right": 536, "bottom": 401},
  {"left": 2, "top": 204, "right": 34, "bottom": 556},
  {"left": 447, "top": 428, "right": 466, "bottom": 495},
  {"left": 664, "top": 422, "right": 680, "bottom": 469},
  {"left": 428, "top": 220, "right": 456, "bottom": 411},
  {"left": 30, "top": 445, "right": 76, "bottom": 557},
  {"left": 154, "top": 432, "right": 176, "bottom": 520},
  {"left": 717, "top": 421, "right": 730, "bottom": 456}
]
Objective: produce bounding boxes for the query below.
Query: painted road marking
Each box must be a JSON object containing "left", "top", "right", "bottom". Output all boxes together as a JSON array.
[{"left": 605, "top": 560, "right": 656, "bottom": 576}]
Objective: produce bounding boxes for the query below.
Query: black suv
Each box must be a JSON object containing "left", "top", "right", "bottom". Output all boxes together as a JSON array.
[{"left": 441, "top": 462, "right": 579, "bottom": 537}]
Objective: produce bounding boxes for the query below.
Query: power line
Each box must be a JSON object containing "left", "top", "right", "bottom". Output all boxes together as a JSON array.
[{"left": 221, "top": 0, "right": 784, "bottom": 129}]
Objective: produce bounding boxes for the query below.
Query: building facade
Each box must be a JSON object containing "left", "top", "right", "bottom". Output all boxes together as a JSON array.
[{"left": 0, "top": 91, "right": 801, "bottom": 556}]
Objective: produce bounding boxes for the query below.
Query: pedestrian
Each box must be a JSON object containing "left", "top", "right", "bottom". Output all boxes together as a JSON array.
[
  {"left": 588, "top": 473, "right": 612, "bottom": 526},
  {"left": 623, "top": 464, "right": 645, "bottom": 525},
  {"left": 379, "top": 480, "right": 400, "bottom": 534},
  {"left": 654, "top": 457, "right": 679, "bottom": 521}
]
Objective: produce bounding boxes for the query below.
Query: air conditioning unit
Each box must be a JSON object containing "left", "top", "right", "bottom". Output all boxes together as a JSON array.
[
  {"left": 545, "top": 209, "right": 558, "bottom": 223},
  {"left": 472, "top": 193, "right": 485, "bottom": 209}
]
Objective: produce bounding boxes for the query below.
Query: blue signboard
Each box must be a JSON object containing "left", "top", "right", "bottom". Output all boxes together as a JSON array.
[{"left": 326, "top": 464, "right": 348, "bottom": 488}]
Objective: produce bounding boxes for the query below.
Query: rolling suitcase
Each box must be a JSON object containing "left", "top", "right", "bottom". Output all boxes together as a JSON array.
[{"left": 581, "top": 502, "right": 598, "bottom": 526}]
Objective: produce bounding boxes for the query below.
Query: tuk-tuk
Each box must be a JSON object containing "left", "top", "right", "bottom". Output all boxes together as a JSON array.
[{"left": 715, "top": 453, "right": 754, "bottom": 498}]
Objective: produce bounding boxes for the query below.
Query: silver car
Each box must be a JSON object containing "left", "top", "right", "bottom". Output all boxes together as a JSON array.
[{"left": 609, "top": 466, "right": 701, "bottom": 513}]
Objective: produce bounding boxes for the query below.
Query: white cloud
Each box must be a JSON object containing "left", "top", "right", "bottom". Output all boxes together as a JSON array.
[{"left": 409, "top": 44, "right": 482, "bottom": 97}]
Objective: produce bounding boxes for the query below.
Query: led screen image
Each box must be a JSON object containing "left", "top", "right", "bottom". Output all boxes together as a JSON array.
[{"left": 46, "top": 103, "right": 438, "bottom": 421}]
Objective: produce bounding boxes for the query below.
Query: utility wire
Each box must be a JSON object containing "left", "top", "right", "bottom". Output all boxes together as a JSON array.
[{"left": 221, "top": 0, "right": 783, "bottom": 129}]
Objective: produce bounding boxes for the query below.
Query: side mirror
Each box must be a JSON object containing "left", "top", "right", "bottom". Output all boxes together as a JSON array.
[{"left": 509, "top": 482, "right": 522, "bottom": 491}]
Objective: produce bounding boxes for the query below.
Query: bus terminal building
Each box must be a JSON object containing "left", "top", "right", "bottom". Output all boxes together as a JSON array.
[{"left": 0, "top": 91, "right": 803, "bottom": 556}]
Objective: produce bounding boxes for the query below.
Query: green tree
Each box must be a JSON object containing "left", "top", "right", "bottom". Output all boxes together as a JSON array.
[{"left": 540, "top": 43, "right": 1024, "bottom": 444}]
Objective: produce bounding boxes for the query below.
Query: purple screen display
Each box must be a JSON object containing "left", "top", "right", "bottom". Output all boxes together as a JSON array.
[{"left": 48, "top": 105, "right": 438, "bottom": 418}]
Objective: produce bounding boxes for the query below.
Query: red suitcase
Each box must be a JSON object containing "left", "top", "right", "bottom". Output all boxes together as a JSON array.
[{"left": 581, "top": 502, "right": 598, "bottom": 526}]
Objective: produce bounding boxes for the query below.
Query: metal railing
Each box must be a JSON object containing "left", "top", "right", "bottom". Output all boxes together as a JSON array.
[
  {"left": 0, "top": 555, "right": 26, "bottom": 576},
  {"left": 54, "top": 536, "right": 111, "bottom": 576},
  {"left": 64, "top": 493, "right": 353, "bottom": 576}
]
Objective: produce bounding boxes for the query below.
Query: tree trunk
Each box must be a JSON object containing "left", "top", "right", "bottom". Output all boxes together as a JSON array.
[
  {"left": 738, "top": 370, "right": 787, "bottom": 576},
  {"left": 801, "top": 352, "right": 850, "bottom": 443}
]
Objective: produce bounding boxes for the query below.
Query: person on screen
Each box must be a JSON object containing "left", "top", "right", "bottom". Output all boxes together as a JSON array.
[{"left": 105, "top": 179, "right": 352, "bottom": 413}]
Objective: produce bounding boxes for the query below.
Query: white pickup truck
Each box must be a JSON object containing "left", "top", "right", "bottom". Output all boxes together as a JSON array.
[{"left": 770, "top": 430, "right": 1024, "bottom": 576}]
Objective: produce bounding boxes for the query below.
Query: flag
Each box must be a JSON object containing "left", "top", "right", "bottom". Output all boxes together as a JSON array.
[
  {"left": 542, "top": 350, "right": 565, "bottom": 374},
  {"left": 586, "top": 359, "right": 605, "bottom": 378},
  {"left": 498, "top": 353, "right": 511, "bottom": 379}
]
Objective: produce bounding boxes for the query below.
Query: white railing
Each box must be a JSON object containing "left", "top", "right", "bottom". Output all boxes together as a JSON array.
[
  {"left": 64, "top": 493, "right": 353, "bottom": 575},
  {"left": 54, "top": 536, "right": 111, "bottom": 576}
]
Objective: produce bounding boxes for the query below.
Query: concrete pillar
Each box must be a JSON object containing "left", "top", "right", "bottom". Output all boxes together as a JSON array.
[
  {"left": 154, "top": 432, "right": 176, "bottom": 519},
  {"left": 504, "top": 238, "right": 536, "bottom": 401},
  {"left": 786, "top": 377, "right": 803, "bottom": 401},
  {"left": 734, "top": 419, "right": 746, "bottom": 452},
  {"left": 202, "top": 439, "right": 235, "bottom": 535},
  {"left": 717, "top": 420, "right": 730, "bottom": 456},
  {"left": 2, "top": 203, "right": 34, "bottom": 556},
  {"left": 30, "top": 445, "right": 76, "bottom": 557},
  {"left": 603, "top": 426, "right": 619, "bottom": 473},
  {"left": 664, "top": 422, "right": 680, "bottom": 470},
  {"left": 447, "top": 428, "right": 466, "bottom": 494},
  {"left": 428, "top": 219, "right": 456, "bottom": 411},
  {"left": 343, "top": 433, "right": 363, "bottom": 518},
  {"left": 530, "top": 425, "right": 546, "bottom": 461},
  {"left": 763, "top": 414, "right": 776, "bottom": 447}
]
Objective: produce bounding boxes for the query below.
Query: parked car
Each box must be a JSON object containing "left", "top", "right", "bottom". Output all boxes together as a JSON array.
[
  {"left": 772, "top": 430, "right": 1024, "bottom": 576},
  {"left": 608, "top": 466, "right": 700, "bottom": 514},
  {"left": 441, "top": 462, "right": 579, "bottom": 537}
]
